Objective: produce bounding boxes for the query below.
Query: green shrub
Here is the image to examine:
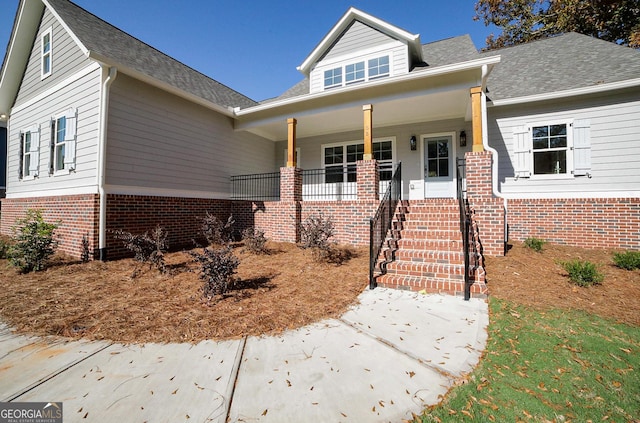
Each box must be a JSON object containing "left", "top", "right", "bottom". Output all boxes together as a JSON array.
[
  {"left": 523, "top": 237, "right": 546, "bottom": 252},
  {"left": 561, "top": 259, "right": 604, "bottom": 287},
  {"left": 0, "top": 234, "right": 14, "bottom": 259},
  {"left": 8, "top": 209, "right": 59, "bottom": 273},
  {"left": 189, "top": 247, "right": 239, "bottom": 298},
  {"left": 242, "top": 227, "right": 268, "bottom": 254},
  {"left": 612, "top": 251, "right": 640, "bottom": 270},
  {"left": 113, "top": 225, "right": 168, "bottom": 275}
]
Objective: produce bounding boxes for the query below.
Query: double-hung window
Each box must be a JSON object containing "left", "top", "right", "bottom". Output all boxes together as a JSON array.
[
  {"left": 322, "top": 139, "right": 394, "bottom": 183},
  {"left": 19, "top": 125, "right": 40, "bottom": 179},
  {"left": 513, "top": 119, "right": 591, "bottom": 178},
  {"left": 532, "top": 124, "right": 568, "bottom": 175},
  {"left": 41, "top": 27, "right": 52, "bottom": 79},
  {"left": 50, "top": 108, "right": 77, "bottom": 174}
]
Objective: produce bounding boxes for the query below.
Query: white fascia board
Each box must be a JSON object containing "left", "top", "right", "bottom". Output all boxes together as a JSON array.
[
  {"left": 42, "top": 0, "right": 89, "bottom": 57},
  {"left": 0, "top": 0, "right": 45, "bottom": 115},
  {"left": 89, "top": 52, "right": 236, "bottom": 118},
  {"left": 489, "top": 78, "right": 640, "bottom": 107},
  {"left": 297, "top": 7, "right": 422, "bottom": 76},
  {"left": 238, "top": 55, "right": 501, "bottom": 117}
]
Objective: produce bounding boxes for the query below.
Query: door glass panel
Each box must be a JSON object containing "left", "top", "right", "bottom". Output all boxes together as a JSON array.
[{"left": 426, "top": 139, "right": 450, "bottom": 178}]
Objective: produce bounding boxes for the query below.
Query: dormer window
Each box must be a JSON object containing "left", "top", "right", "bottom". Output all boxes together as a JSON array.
[
  {"left": 322, "top": 54, "right": 391, "bottom": 90},
  {"left": 345, "top": 62, "right": 365, "bottom": 84},
  {"left": 324, "top": 67, "right": 342, "bottom": 89},
  {"left": 368, "top": 56, "right": 389, "bottom": 79},
  {"left": 41, "top": 27, "right": 52, "bottom": 79}
]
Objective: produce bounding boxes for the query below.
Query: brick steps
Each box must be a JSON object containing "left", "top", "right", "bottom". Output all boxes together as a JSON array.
[{"left": 373, "top": 199, "right": 486, "bottom": 297}]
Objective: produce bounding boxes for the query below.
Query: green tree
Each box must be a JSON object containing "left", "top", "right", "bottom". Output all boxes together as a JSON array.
[
  {"left": 8, "top": 209, "right": 59, "bottom": 272},
  {"left": 474, "top": 0, "right": 640, "bottom": 49}
]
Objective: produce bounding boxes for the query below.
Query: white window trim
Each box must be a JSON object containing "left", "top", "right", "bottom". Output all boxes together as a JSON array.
[
  {"left": 527, "top": 119, "right": 574, "bottom": 180},
  {"left": 320, "top": 137, "right": 397, "bottom": 179},
  {"left": 51, "top": 108, "right": 77, "bottom": 176},
  {"left": 20, "top": 125, "right": 40, "bottom": 180},
  {"left": 41, "top": 27, "right": 52, "bottom": 80}
]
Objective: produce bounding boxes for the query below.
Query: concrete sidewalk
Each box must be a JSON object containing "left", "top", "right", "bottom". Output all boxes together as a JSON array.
[{"left": 0, "top": 288, "right": 488, "bottom": 422}]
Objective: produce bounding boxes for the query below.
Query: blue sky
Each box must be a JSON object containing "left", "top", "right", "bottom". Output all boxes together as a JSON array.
[{"left": 0, "top": 0, "right": 497, "bottom": 101}]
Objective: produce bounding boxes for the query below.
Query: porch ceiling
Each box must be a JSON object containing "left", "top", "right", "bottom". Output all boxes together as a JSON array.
[
  {"left": 232, "top": 61, "right": 496, "bottom": 141},
  {"left": 238, "top": 88, "right": 471, "bottom": 141}
]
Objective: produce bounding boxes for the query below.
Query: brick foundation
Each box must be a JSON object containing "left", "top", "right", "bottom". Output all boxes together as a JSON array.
[
  {"left": 506, "top": 198, "right": 640, "bottom": 250},
  {"left": 1, "top": 194, "right": 99, "bottom": 258}
]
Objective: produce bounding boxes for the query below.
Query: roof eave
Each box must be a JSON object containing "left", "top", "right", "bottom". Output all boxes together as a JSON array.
[
  {"left": 0, "top": 0, "right": 45, "bottom": 117},
  {"left": 488, "top": 77, "right": 640, "bottom": 107},
  {"left": 240, "top": 55, "right": 501, "bottom": 118},
  {"left": 297, "top": 7, "right": 423, "bottom": 76}
]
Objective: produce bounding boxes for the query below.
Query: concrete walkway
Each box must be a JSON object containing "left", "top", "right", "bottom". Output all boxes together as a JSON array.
[{"left": 0, "top": 288, "right": 488, "bottom": 422}]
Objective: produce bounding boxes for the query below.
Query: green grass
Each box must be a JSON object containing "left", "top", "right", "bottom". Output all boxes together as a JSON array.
[{"left": 417, "top": 298, "right": 640, "bottom": 422}]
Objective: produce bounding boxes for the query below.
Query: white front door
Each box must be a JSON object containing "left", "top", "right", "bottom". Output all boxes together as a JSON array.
[{"left": 423, "top": 134, "right": 455, "bottom": 198}]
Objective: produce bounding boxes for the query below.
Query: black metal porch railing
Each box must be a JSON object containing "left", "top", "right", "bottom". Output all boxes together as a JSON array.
[
  {"left": 301, "top": 167, "right": 358, "bottom": 200},
  {"left": 369, "top": 162, "right": 402, "bottom": 289},
  {"left": 230, "top": 172, "right": 281, "bottom": 201},
  {"left": 457, "top": 158, "right": 479, "bottom": 300}
]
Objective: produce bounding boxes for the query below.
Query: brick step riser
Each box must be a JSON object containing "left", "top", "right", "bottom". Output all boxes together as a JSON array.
[
  {"left": 395, "top": 239, "right": 463, "bottom": 250},
  {"left": 392, "top": 220, "right": 460, "bottom": 232},
  {"left": 385, "top": 262, "right": 465, "bottom": 276},
  {"left": 375, "top": 276, "right": 488, "bottom": 297},
  {"left": 393, "top": 231, "right": 462, "bottom": 241}
]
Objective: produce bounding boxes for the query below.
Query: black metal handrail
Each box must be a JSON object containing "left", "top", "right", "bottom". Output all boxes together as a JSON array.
[
  {"left": 457, "top": 158, "right": 479, "bottom": 300},
  {"left": 230, "top": 172, "right": 281, "bottom": 201},
  {"left": 369, "top": 162, "right": 402, "bottom": 289},
  {"left": 301, "top": 167, "right": 357, "bottom": 200}
]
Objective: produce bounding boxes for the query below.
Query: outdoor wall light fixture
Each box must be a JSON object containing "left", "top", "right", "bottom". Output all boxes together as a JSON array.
[
  {"left": 0, "top": 114, "right": 7, "bottom": 121},
  {"left": 410, "top": 135, "right": 417, "bottom": 151},
  {"left": 459, "top": 130, "right": 467, "bottom": 147}
]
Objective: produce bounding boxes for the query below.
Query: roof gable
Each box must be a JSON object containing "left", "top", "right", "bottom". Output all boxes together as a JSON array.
[
  {"left": 0, "top": 0, "right": 257, "bottom": 118},
  {"left": 297, "top": 7, "right": 422, "bottom": 76}
]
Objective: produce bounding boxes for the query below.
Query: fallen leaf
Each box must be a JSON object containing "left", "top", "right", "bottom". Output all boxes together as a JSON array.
[{"left": 261, "top": 409, "right": 268, "bottom": 416}]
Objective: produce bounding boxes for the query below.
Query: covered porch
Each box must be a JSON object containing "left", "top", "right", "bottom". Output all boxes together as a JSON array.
[{"left": 232, "top": 58, "right": 495, "bottom": 204}]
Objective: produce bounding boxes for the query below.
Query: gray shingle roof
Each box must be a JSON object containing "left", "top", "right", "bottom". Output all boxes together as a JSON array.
[
  {"left": 482, "top": 32, "right": 640, "bottom": 101},
  {"left": 420, "top": 34, "right": 479, "bottom": 67},
  {"left": 48, "top": 0, "right": 257, "bottom": 109}
]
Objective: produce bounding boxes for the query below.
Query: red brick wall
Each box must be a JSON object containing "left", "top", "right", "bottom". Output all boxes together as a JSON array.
[
  {"left": 105, "top": 194, "right": 234, "bottom": 258},
  {"left": 233, "top": 200, "right": 378, "bottom": 247},
  {"left": 1, "top": 194, "right": 99, "bottom": 258},
  {"left": 507, "top": 198, "right": 640, "bottom": 250},
  {"left": 465, "top": 151, "right": 506, "bottom": 257}
]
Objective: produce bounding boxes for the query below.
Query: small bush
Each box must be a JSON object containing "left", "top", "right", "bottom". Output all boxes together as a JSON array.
[
  {"left": 189, "top": 247, "right": 239, "bottom": 297},
  {"left": 561, "top": 259, "right": 604, "bottom": 287},
  {"left": 523, "top": 237, "right": 546, "bottom": 252},
  {"left": 8, "top": 209, "right": 59, "bottom": 273},
  {"left": 612, "top": 251, "right": 640, "bottom": 270},
  {"left": 80, "top": 232, "right": 91, "bottom": 263},
  {"left": 242, "top": 227, "right": 268, "bottom": 254},
  {"left": 0, "top": 235, "right": 13, "bottom": 259},
  {"left": 299, "top": 212, "right": 336, "bottom": 258},
  {"left": 113, "top": 225, "right": 168, "bottom": 275},
  {"left": 201, "top": 213, "right": 235, "bottom": 245}
]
